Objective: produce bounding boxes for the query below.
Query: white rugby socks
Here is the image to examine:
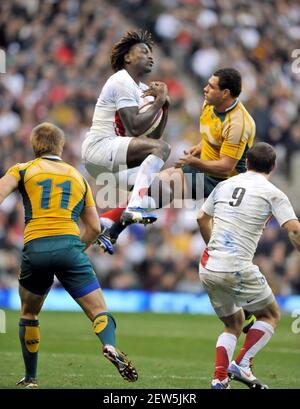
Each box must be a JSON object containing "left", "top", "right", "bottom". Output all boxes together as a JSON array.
[
  {"left": 214, "top": 332, "right": 237, "bottom": 380},
  {"left": 235, "top": 321, "right": 274, "bottom": 368},
  {"left": 127, "top": 154, "right": 164, "bottom": 209}
]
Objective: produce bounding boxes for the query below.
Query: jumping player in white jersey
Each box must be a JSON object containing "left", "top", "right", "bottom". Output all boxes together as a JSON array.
[
  {"left": 81, "top": 31, "right": 170, "bottom": 253},
  {"left": 197, "top": 142, "right": 300, "bottom": 389}
]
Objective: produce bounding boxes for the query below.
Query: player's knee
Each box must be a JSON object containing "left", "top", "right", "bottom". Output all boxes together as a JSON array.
[
  {"left": 84, "top": 304, "right": 106, "bottom": 321},
  {"left": 153, "top": 140, "right": 171, "bottom": 161},
  {"left": 161, "top": 141, "right": 171, "bottom": 161},
  {"left": 21, "top": 304, "right": 40, "bottom": 318},
  {"left": 224, "top": 324, "right": 242, "bottom": 338},
  {"left": 232, "top": 319, "right": 244, "bottom": 337},
  {"left": 222, "top": 311, "right": 244, "bottom": 337},
  {"left": 271, "top": 304, "right": 281, "bottom": 326},
  {"left": 255, "top": 302, "right": 281, "bottom": 328}
]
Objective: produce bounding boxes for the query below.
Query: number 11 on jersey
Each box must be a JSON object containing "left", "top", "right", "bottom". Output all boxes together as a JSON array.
[{"left": 37, "top": 179, "right": 71, "bottom": 209}]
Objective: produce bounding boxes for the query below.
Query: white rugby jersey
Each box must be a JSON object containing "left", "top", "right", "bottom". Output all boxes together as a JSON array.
[
  {"left": 89, "top": 69, "right": 151, "bottom": 137},
  {"left": 201, "top": 171, "right": 297, "bottom": 272}
]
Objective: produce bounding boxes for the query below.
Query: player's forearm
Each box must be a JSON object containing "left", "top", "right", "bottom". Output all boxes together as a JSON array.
[
  {"left": 188, "top": 158, "right": 233, "bottom": 177},
  {"left": 0, "top": 175, "right": 18, "bottom": 205},
  {"left": 197, "top": 212, "right": 213, "bottom": 244},
  {"left": 289, "top": 231, "right": 300, "bottom": 252},
  {"left": 131, "top": 100, "right": 165, "bottom": 136},
  {"left": 197, "top": 220, "right": 212, "bottom": 244},
  {"left": 148, "top": 108, "right": 168, "bottom": 139},
  {"left": 282, "top": 220, "right": 300, "bottom": 252},
  {"left": 79, "top": 206, "right": 100, "bottom": 249},
  {"left": 80, "top": 231, "right": 98, "bottom": 250},
  {"left": 80, "top": 226, "right": 100, "bottom": 250}
]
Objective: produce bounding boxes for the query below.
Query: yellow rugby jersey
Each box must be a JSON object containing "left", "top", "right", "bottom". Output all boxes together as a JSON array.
[
  {"left": 6, "top": 156, "right": 95, "bottom": 243},
  {"left": 200, "top": 100, "right": 256, "bottom": 177}
]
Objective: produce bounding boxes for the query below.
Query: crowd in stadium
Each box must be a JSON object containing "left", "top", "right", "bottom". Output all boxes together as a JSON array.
[{"left": 0, "top": 0, "right": 300, "bottom": 296}]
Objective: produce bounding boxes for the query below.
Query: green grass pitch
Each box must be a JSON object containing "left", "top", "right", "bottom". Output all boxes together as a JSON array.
[{"left": 0, "top": 310, "right": 299, "bottom": 389}]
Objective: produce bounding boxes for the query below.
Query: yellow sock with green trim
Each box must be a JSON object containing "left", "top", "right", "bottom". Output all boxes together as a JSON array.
[
  {"left": 93, "top": 312, "right": 116, "bottom": 346},
  {"left": 19, "top": 318, "right": 40, "bottom": 382}
]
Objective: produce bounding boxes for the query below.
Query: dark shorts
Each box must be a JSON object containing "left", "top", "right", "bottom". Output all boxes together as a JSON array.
[
  {"left": 182, "top": 165, "right": 226, "bottom": 199},
  {"left": 20, "top": 235, "right": 100, "bottom": 298}
]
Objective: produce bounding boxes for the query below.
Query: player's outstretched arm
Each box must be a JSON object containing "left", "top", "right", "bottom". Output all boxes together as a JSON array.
[
  {"left": 282, "top": 219, "right": 300, "bottom": 252},
  {"left": 175, "top": 152, "right": 237, "bottom": 176},
  {"left": 0, "top": 174, "right": 18, "bottom": 205}
]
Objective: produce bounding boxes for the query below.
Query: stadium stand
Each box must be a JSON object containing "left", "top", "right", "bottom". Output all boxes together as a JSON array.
[{"left": 0, "top": 0, "right": 300, "bottom": 297}]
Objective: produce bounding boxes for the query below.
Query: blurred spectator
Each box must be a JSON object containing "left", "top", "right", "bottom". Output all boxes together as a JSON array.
[{"left": 123, "top": 0, "right": 300, "bottom": 179}]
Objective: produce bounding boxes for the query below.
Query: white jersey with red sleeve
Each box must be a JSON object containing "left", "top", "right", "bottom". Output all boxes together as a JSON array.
[
  {"left": 90, "top": 69, "right": 150, "bottom": 137},
  {"left": 201, "top": 171, "right": 297, "bottom": 272}
]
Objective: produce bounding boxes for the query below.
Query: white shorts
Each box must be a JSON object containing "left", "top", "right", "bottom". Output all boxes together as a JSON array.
[
  {"left": 199, "top": 264, "right": 274, "bottom": 318},
  {"left": 82, "top": 132, "right": 133, "bottom": 177}
]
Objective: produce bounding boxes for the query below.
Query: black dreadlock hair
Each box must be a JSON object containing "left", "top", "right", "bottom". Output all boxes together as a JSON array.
[{"left": 110, "top": 30, "right": 154, "bottom": 72}]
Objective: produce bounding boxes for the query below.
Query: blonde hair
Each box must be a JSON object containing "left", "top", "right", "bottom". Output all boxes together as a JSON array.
[{"left": 30, "top": 122, "right": 65, "bottom": 157}]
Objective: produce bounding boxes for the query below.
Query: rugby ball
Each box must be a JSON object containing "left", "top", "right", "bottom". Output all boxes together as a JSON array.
[{"left": 139, "top": 102, "right": 163, "bottom": 137}]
